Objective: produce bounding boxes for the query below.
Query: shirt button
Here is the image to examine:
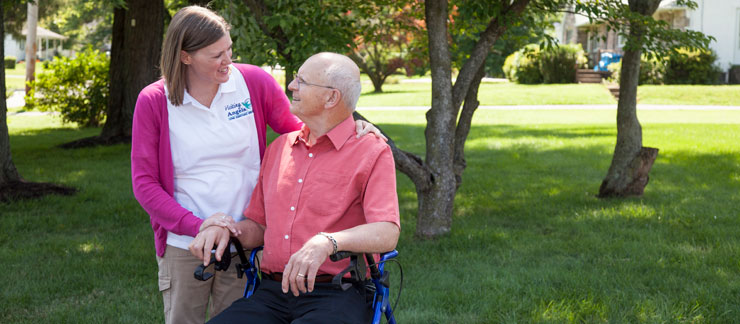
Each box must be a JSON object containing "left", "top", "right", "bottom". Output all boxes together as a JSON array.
[
  {"left": 290, "top": 206, "right": 295, "bottom": 211},
  {"left": 308, "top": 153, "right": 314, "bottom": 158},
  {"left": 284, "top": 235, "right": 289, "bottom": 240},
  {"left": 298, "top": 179, "right": 303, "bottom": 183}
]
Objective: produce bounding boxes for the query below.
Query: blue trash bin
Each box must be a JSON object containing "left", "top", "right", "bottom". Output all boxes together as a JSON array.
[{"left": 596, "top": 52, "right": 622, "bottom": 72}]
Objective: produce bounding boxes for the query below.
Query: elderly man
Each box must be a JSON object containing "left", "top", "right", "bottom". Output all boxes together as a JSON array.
[{"left": 189, "top": 52, "right": 400, "bottom": 323}]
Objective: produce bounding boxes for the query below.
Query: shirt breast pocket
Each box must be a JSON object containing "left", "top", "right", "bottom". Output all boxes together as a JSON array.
[{"left": 303, "top": 170, "right": 354, "bottom": 216}]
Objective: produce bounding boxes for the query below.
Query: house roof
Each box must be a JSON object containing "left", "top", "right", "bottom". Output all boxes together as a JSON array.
[
  {"left": 659, "top": 0, "right": 682, "bottom": 9},
  {"left": 574, "top": 0, "right": 687, "bottom": 27},
  {"left": 21, "top": 26, "right": 68, "bottom": 40}
]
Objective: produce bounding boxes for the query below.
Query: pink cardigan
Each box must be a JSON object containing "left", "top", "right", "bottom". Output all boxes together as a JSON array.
[{"left": 131, "top": 64, "right": 302, "bottom": 257}]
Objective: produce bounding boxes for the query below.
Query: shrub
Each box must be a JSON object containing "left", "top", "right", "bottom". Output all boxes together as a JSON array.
[
  {"left": 25, "top": 48, "right": 109, "bottom": 127},
  {"left": 516, "top": 46, "right": 543, "bottom": 84},
  {"left": 606, "top": 61, "right": 621, "bottom": 84},
  {"left": 503, "top": 45, "right": 542, "bottom": 84},
  {"left": 606, "top": 55, "right": 664, "bottom": 85},
  {"left": 639, "top": 56, "right": 664, "bottom": 85},
  {"left": 503, "top": 44, "right": 587, "bottom": 84},
  {"left": 538, "top": 43, "right": 588, "bottom": 83},
  {"left": 664, "top": 48, "right": 721, "bottom": 85},
  {"left": 502, "top": 51, "right": 518, "bottom": 81},
  {"left": 5, "top": 56, "right": 16, "bottom": 69}
]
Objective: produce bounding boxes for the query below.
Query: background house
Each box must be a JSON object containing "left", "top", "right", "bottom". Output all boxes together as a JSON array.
[
  {"left": 555, "top": 0, "right": 740, "bottom": 81},
  {"left": 3, "top": 26, "right": 68, "bottom": 62}
]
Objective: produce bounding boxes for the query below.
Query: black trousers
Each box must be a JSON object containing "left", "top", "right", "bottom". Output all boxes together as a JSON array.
[{"left": 207, "top": 277, "right": 371, "bottom": 324}]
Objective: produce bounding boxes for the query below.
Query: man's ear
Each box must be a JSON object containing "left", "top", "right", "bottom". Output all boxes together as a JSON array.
[{"left": 323, "top": 89, "right": 342, "bottom": 110}]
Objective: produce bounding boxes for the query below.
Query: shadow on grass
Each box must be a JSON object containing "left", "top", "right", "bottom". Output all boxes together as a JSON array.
[
  {"left": 359, "top": 88, "right": 428, "bottom": 96},
  {"left": 4, "top": 122, "right": 739, "bottom": 323},
  {"left": 388, "top": 123, "right": 739, "bottom": 323}
]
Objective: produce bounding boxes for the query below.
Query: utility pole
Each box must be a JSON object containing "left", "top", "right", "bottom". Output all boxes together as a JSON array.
[{"left": 24, "top": 1, "right": 38, "bottom": 94}]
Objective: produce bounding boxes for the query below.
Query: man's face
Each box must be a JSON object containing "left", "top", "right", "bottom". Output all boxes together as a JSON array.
[{"left": 288, "top": 59, "right": 334, "bottom": 119}]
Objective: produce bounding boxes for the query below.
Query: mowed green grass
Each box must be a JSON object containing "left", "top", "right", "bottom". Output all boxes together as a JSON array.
[
  {"left": 356, "top": 81, "right": 740, "bottom": 107},
  {"left": 2, "top": 108, "right": 740, "bottom": 323},
  {"left": 637, "top": 85, "right": 740, "bottom": 106},
  {"left": 358, "top": 82, "right": 617, "bottom": 106},
  {"left": 4, "top": 62, "right": 46, "bottom": 91}
]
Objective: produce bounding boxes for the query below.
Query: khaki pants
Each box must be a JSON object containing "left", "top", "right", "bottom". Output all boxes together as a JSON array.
[{"left": 156, "top": 245, "right": 247, "bottom": 324}]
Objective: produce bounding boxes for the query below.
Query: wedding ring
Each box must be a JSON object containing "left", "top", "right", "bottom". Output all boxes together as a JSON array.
[{"left": 297, "top": 273, "right": 306, "bottom": 278}]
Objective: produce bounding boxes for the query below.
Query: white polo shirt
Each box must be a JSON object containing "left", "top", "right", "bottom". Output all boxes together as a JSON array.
[{"left": 165, "top": 65, "right": 261, "bottom": 250}]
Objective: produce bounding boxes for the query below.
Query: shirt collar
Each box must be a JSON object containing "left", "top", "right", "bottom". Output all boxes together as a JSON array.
[{"left": 290, "top": 115, "right": 355, "bottom": 150}]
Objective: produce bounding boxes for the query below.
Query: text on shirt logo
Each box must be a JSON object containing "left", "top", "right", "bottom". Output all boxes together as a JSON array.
[{"left": 224, "top": 99, "right": 253, "bottom": 121}]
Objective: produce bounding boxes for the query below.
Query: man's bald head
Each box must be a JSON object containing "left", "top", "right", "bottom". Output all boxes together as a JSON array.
[{"left": 306, "top": 52, "right": 362, "bottom": 111}]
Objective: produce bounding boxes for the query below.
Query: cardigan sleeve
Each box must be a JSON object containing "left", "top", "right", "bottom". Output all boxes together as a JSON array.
[{"left": 131, "top": 85, "right": 203, "bottom": 237}]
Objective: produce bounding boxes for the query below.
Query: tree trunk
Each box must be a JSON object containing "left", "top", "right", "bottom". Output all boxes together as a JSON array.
[
  {"left": 64, "top": 0, "right": 162, "bottom": 148},
  {"left": 1, "top": 10, "right": 21, "bottom": 185},
  {"left": 24, "top": 2, "right": 37, "bottom": 94},
  {"left": 100, "top": 0, "right": 163, "bottom": 142},
  {"left": 349, "top": 52, "right": 385, "bottom": 93},
  {"left": 0, "top": 11, "right": 76, "bottom": 201},
  {"left": 598, "top": 0, "right": 661, "bottom": 198},
  {"left": 353, "top": 0, "right": 529, "bottom": 238},
  {"left": 415, "top": 0, "right": 457, "bottom": 238},
  {"left": 370, "top": 72, "right": 384, "bottom": 93}
]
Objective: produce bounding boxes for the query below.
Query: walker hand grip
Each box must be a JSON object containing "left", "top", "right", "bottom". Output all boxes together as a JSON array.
[
  {"left": 330, "top": 251, "right": 354, "bottom": 262},
  {"left": 192, "top": 241, "right": 234, "bottom": 281}
]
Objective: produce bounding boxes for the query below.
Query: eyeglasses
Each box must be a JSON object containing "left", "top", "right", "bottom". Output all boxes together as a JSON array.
[{"left": 294, "top": 76, "right": 335, "bottom": 90}]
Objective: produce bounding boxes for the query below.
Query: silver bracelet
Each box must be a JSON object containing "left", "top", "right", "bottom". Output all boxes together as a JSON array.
[{"left": 318, "top": 232, "right": 338, "bottom": 255}]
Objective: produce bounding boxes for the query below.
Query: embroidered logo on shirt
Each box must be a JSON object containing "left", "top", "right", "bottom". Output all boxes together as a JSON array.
[{"left": 224, "top": 99, "right": 253, "bottom": 120}]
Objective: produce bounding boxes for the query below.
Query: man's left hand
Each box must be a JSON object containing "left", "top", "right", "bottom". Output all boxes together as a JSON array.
[{"left": 281, "top": 234, "right": 334, "bottom": 296}]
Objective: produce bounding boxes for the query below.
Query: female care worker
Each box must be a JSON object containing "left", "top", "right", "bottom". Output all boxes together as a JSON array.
[{"left": 131, "top": 6, "right": 382, "bottom": 324}]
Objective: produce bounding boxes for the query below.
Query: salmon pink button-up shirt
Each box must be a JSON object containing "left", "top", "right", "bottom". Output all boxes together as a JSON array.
[{"left": 244, "top": 116, "right": 400, "bottom": 276}]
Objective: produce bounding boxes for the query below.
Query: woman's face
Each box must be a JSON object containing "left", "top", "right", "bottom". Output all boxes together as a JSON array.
[{"left": 182, "top": 34, "right": 233, "bottom": 87}]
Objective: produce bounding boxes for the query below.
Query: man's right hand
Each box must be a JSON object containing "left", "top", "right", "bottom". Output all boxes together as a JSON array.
[{"left": 189, "top": 225, "right": 230, "bottom": 266}]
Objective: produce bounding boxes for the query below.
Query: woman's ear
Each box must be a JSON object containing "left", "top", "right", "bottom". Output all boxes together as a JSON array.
[{"left": 180, "top": 50, "right": 191, "bottom": 65}]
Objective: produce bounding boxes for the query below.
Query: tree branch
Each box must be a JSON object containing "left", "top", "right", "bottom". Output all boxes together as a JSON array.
[
  {"left": 452, "top": 0, "right": 530, "bottom": 109},
  {"left": 353, "top": 111, "right": 432, "bottom": 191},
  {"left": 453, "top": 63, "right": 485, "bottom": 188}
]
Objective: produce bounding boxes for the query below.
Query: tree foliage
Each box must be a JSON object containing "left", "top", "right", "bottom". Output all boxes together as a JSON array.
[
  {"left": 41, "top": 0, "right": 120, "bottom": 51},
  {"left": 212, "top": 0, "right": 357, "bottom": 93},
  {"left": 349, "top": 0, "right": 427, "bottom": 92},
  {"left": 3, "top": 0, "right": 65, "bottom": 39},
  {"left": 571, "top": 0, "right": 713, "bottom": 58},
  {"left": 449, "top": 0, "right": 558, "bottom": 77}
]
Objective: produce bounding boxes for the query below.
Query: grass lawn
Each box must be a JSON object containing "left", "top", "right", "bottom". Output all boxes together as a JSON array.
[
  {"left": 4, "top": 61, "right": 47, "bottom": 91},
  {"left": 3, "top": 106, "right": 740, "bottom": 322},
  {"left": 637, "top": 85, "right": 740, "bottom": 106},
  {"left": 358, "top": 82, "right": 618, "bottom": 107},
  {"left": 357, "top": 81, "right": 740, "bottom": 107}
]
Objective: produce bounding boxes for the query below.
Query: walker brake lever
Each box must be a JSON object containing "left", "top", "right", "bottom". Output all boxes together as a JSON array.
[{"left": 193, "top": 245, "right": 233, "bottom": 281}]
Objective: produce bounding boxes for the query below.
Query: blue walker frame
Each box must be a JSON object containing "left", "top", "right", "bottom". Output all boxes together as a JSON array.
[{"left": 242, "top": 247, "right": 398, "bottom": 324}]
